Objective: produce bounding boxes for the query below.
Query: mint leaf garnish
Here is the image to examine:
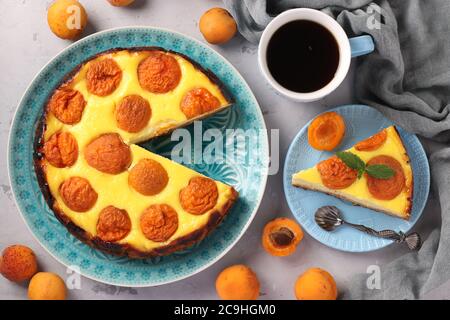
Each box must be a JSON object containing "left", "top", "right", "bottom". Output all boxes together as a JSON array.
[
  {"left": 336, "top": 151, "right": 395, "bottom": 180},
  {"left": 336, "top": 151, "right": 366, "bottom": 176},
  {"left": 365, "top": 164, "right": 395, "bottom": 179}
]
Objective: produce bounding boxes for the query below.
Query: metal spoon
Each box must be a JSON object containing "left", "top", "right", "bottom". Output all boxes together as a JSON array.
[{"left": 315, "top": 206, "right": 422, "bottom": 251}]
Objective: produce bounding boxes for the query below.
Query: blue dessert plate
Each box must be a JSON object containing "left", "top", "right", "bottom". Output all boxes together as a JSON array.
[
  {"left": 8, "top": 27, "right": 268, "bottom": 286},
  {"left": 283, "top": 104, "right": 429, "bottom": 252}
]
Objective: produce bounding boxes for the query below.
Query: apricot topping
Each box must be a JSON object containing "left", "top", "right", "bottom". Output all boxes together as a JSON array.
[
  {"left": 366, "top": 155, "right": 405, "bottom": 200},
  {"left": 216, "top": 265, "right": 260, "bottom": 300},
  {"left": 0, "top": 245, "right": 38, "bottom": 282},
  {"left": 317, "top": 156, "right": 358, "bottom": 189},
  {"left": 355, "top": 129, "right": 388, "bottom": 151},
  {"left": 115, "top": 95, "right": 151, "bottom": 133},
  {"left": 295, "top": 268, "right": 337, "bottom": 300},
  {"left": 180, "top": 88, "right": 221, "bottom": 119},
  {"left": 180, "top": 177, "right": 218, "bottom": 215},
  {"left": 96, "top": 206, "right": 131, "bottom": 242},
  {"left": 84, "top": 133, "right": 131, "bottom": 174},
  {"left": 59, "top": 177, "right": 98, "bottom": 212},
  {"left": 262, "top": 217, "right": 304, "bottom": 257},
  {"left": 128, "top": 159, "right": 169, "bottom": 196},
  {"left": 43, "top": 131, "right": 78, "bottom": 168},
  {"left": 308, "top": 112, "right": 346, "bottom": 151},
  {"left": 86, "top": 58, "right": 122, "bottom": 96},
  {"left": 140, "top": 204, "right": 179, "bottom": 242},
  {"left": 48, "top": 87, "right": 86, "bottom": 124},
  {"left": 137, "top": 51, "right": 181, "bottom": 93}
]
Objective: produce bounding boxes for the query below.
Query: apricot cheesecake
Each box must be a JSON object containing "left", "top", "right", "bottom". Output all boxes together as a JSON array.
[
  {"left": 292, "top": 126, "right": 413, "bottom": 219},
  {"left": 35, "top": 47, "right": 238, "bottom": 258}
]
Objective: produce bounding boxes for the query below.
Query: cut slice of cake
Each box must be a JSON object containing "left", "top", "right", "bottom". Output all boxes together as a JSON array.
[{"left": 292, "top": 126, "right": 413, "bottom": 219}]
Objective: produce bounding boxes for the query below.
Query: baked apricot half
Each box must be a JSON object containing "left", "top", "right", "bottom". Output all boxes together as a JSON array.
[
  {"left": 86, "top": 58, "right": 122, "bottom": 96},
  {"left": 115, "top": 95, "right": 151, "bottom": 133},
  {"left": 140, "top": 204, "right": 179, "bottom": 242},
  {"left": 355, "top": 129, "right": 387, "bottom": 151},
  {"left": 128, "top": 159, "right": 169, "bottom": 196},
  {"left": 96, "top": 206, "right": 131, "bottom": 242},
  {"left": 59, "top": 177, "right": 98, "bottom": 212},
  {"left": 84, "top": 133, "right": 131, "bottom": 174},
  {"left": 48, "top": 87, "right": 86, "bottom": 125},
  {"left": 180, "top": 176, "right": 218, "bottom": 215},
  {"left": 137, "top": 51, "right": 181, "bottom": 93},
  {"left": 180, "top": 88, "right": 220, "bottom": 119},
  {"left": 262, "top": 217, "right": 303, "bottom": 257},
  {"left": 366, "top": 155, "right": 405, "bottom": 200},
  {"left": 308, "top": 112, "right": 346, "bottom": 151},
  {"left": 43, "top": 131, "right": 78, "bottom": 168},
  {"left": 317, "top": 156, "right": 358, "bottom": 189}
]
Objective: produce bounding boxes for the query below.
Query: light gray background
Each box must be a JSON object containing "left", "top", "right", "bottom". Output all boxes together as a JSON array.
[{"left": 0, "top": 0, "right": 448, "bottom": 300}]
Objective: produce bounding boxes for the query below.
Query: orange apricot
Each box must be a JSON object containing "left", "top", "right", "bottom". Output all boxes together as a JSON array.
[
  {"left": 43, "top": 131, "right": 78, "bottom": 168},
  {"left": 199, "top": 8, "right": 237, "bottom": 45},
  {"left": 355, "top": 129, "right": 388, "bottom": 151},
  {"left": 366, "top": 155, "right": 405, "bottom": 200},
  {"left": 180, "top": 88, "right": 221, "bottom": 119},
  {"left": 216, "top": 265, "right": 260, "bottom": 300},
  {"left": 317, "top": 156, "right": 358, "bottom": 189},
  {"left": 308, "top": 112, "right": 346, "bottom": 151},
  {"left": 0, "top": 245, "right": 38, "bottom": 282},
  {"left": 96, "top": 206, "right": 131, "bottom": 242},
  {"left": 115, "top": 95, "right": 151, "bottom": 133},
  {"left": 86, "top": 58, "right": 122, "bottom": 96},
  {"left": 137, "top": 51, "right": 181, "bottom": 93},
  {"left": 48, "top": 87, "right": 86, "bottom": 125},
  {"left": 59, "top": 177, "right": 98, "bottom": 212},
  {"left": 294, "top": 268, "right": 338, "bottom": 300},
  {"left": 128, "top": 159, "right": 169, "bottom": 196},
  {"left": 140, "top": 204, "right": 179, "bottom": 242},
  {"left": 28, "top": 272, "right": 66, "bottom": 300},
  {"left": 84, "top": 133, "right": 131, "bottom": 174},
  {"left": 179, "top": 176, "right": 218, "bottom": 215},
  {"left": 262, "top": 217, "right": 303, "bottom": 257}
]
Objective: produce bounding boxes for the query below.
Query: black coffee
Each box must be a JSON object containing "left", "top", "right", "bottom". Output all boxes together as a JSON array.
[{"left": 266, "top": 20, "right": 340, "bottom": 93}]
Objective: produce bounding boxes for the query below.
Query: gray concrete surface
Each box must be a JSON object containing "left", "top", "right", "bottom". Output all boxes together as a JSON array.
[{"left": 0, "top": 0, "right": 447, "bottom": 300}]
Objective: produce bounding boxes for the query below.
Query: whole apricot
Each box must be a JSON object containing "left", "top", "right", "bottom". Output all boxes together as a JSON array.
[
  {"left": 0, "top": 245, "right": 38, "bottom": 282},
  {"left": 107, "top": 0, "right": 134, "bottom": 6},
  {"left": 216, "top": 265, "right": 260, "bottom": 300},
  {"left": 28, "top": 272, "right": 66, "bottom": 300},
  {"left": 294, "top": 268, "right": 338, "bottom": 300},
  {"left": 199, "top": 8, "right": 237, "bottom": 45},
  {"left": 47, "top": 0, "right": 88, "bottom": 40}
]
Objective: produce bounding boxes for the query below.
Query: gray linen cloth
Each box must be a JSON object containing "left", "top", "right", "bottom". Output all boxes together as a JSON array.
[{"left": 223, "top": 0, "right": 450, "bottom": 299}]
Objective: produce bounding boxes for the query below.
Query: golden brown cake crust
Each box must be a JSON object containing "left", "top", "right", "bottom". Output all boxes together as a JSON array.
[{"left": 33, "top": 47, "right": 237, "bottom": 258}]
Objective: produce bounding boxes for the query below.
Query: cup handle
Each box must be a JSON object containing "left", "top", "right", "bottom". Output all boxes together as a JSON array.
[{"left": 349, "top": 35, "right": 375, "bottom": 57}]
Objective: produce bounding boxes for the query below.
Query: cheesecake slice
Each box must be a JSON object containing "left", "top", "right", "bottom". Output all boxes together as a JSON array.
[{"left": 292, "top": 126, "right": 413, "bottom": 219}]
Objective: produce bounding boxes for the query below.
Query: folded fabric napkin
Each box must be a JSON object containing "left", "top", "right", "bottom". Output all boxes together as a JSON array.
[{"left": 223, "top": 0, "right": 450, "bottom": 299}]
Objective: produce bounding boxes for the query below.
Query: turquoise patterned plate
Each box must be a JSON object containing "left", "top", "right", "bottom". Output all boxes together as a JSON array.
[
  {"left": 283, "top": 105, "right": 429, "bottom": 252},
  {"left": 8, "top": 27, "right": 268, "bottom": 286}
]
